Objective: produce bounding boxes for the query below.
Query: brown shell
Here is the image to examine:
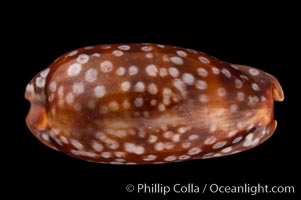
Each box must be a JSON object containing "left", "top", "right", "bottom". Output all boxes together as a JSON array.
[{"left": 25, "top": 44, "right": 284, "bottom": 164}]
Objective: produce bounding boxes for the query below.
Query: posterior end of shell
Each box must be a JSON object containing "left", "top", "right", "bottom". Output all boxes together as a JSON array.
[
  {"left": 235, "top": 64, "right": 284, "bottom": 102},
  {"left": 271, "top": 77, "right": 284, "bottom": 102}
]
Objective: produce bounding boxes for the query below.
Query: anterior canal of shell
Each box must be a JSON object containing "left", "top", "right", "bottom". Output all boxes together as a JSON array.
[{"left": 25, "top": 43, "right": 284, "bottom": 164}]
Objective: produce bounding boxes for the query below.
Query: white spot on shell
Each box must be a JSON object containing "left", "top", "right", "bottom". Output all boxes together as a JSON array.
[
  {"left": 94, "top": 85, "right": 106, "bottom": 98},
  {"left": 67, "top": 63, "right": 82, "bottom": 77},
  {"left": 40, "top": 68, "right": 50, "bottom": 78},
  {"left": 217, "top": 87, "right": 226, "bottom": 96},
  {"left": 188, "top": 147, "right": 202, "bottom": 155},
  {"left": 129, "top": 65, "right": 138, "bottom": 75},
  {"left": 70, "top": 139, "right": 84, "bottom": 150},
  {"left": 163, "top": 131, "right": 173, "bottom": 139},
  {"left": 170, "top": 56, "right": 183, "bottom": 65},
  {"left": 105, "top": 139, "right": 120, "bottom": 150},
  {"left": 85, "top": 68, "right": 98, "bottom": 83},
  {"left": 92, "top": 53, "right": 100, "bottom": 57},
  {"left": 25, "top": 84, "right": 35, "bottom": 99},
  {"left": 134, "top": 82, "right": 145, "bottom": 92},
  {"left": 84, "top": 46, "right": 94, "bottom": 50},
  {"left": 158, "top": 103, "right": 165, "bottom": 111},
  {"left": 134, "top": 97, "right": 144, "bottom": 107},
  {"left": 235, "top": 79, "right": 243, "bottom": 89},
  {"left": 122, "top": 99, "right": 131, "bottom": 109},
  {"left": 198, "top": 56, "right": 210, "bottom": 64},
  {"left": 157, "top": 44, "right": 165, "bottom": 48},
  {"left": 221, "top": 146, "right": 233, "bottom": 153},
  {"left": 212, "top": 141, "right": 227, "bottom": 149},
  {"left": 60, "top": 136, "right": 69, "bottom": 144},
  {"left": 212, "top": 67, "right": 220, "bottom": 74},
  {"left": 237, "top": 92, "right": 245, "bottom": 102},
  {"left": 164, "top": 155, "right": 177, "bottom": 162},
  {"left": 178, "top": 127, "right": 189, "bottom": 134},
  {"left": 189, "top": 134, "right": 199, "bottom": 141},
  {"left": 58, "top": 86, "right": 64, "bottom": 98},
  {"left": 248, "top": 95, "right": 259, "bottom": 106},
  {"left": 114, "top": 152, "right": 125, "bottom": 158},
  {"left": 148, "top": 83, "right": 158, "bottom": 94},
  {"left": 66, "top": 92, "right": 74, "bottom": 105},
  {"left": 159, "top": 68, "right": 168, "bottom": 77},
  {"left": 240, "top": 75, "right": 249, "bottom": 81},
  {"left": 221, "top": 68, "right": 231, "bottom": 78},
  {"left": 150, "top": 99, "right": 157, "bottom": 106},
  {"left": 145, "top": 53, "right": 154, "bottom": 58},
  {"left": 101, "top": 152, "right": 111, "bottom": 158},
  {"left": 143, "top": 155, "right": 157, "bottom": 161},
  {"left": 116, "top": 66, "right": 126, "bottom": 76},
  {"left": 146, "top": 64, "right": 158, "bottom": 77},
  {"left": 100, "top": 60, "right": 113, "bottom": 73},
  {"left": 72, "top": 82, "right": 85, "bottom": 95},
  {"left": 109, "top": 101, "right": 119, "bottom": 111},
  {"left": 121, "top": 81, "right": 131, "bottom": 92},
  {"left": 76, "top": 54, "right": 89, "bottom": 64},
  {"left": 182, "top": 73, "right": 195, "bottom": 85},
  {"left": 227, "top": 130, "right": 238, "bottom": 138},
  {"left": 118, "top": 45, "right": 130, "bottom": 50},
  {"left": 204, "top": 136, "right": 217, "bottom": 145},
  {"left": 246, "top": 133, "right": 254, "bottom": 141},
  {"left": 251, "top": 83, "right": 260, "bottom": 91},
  {"left": 49, "top": 81, "right": 57, "bottom": 92},
  {"left": 41, "top": 132, "right": 50, "bottom": 142},
  {"left": 162, "top": 88, "right": 172, "bottom": 105},
  {"left": 249, "top": 68, "right": 260, "bottom": 76},
  {"left": 179, "top": 155, "right": 191, "bottom": 160},
  {"left": 252, "top": 138, "right": 260, "bottom": 146},
  {"left": 243, "top": 138, "right": 253, "bottom": 147},
  {"left": 195, "top": 80, "right": 208, "bottom": 90},
  {"left": 197, "top": 68, "right": 208, "bottom": 77},
  {"left": 124, "top": 143, "right": 145, "bottom": 155},
  {"left": 141, "top": 46, "right": 152, "bottom": 52},
  {"left": 173, "top": 79, "right": 186, "bottom": 96},
  {"left": 92, "top": 141, "right": 103, "bottom": 152},
  {"left": 199, "top": 94, "right": 208, "bottom": 103},
  {"left": 112, "top": 50, "right": 124, "bottom": 57},
  {"left": 230, "top": 64, "right": 239, "bottom": 69},
  {"left": 148, "top": 135, "right": 157, "bottom": 143},
  {"left": 172, "top": 134, "right": 181, "bottom": 142},
  {"left": 35, "top": 77, "right": 45, "bottom": 88},
  {"left": 162, "top": 55, "right": 169, "bottom": 61},
  {"left": 68, "top": 50, "right": 78, "bottom": 56},
  {"left": 101, "top": 45, "right": 111, "bottom": 49},
  {"left": 232, "top": 136, "right": 242, "bottom": 144},
  {"left": 154, "top": 142, "right": 164, "bottom": 151},
  {"left": 176, "top": 50, "right": 187, "bottom": 57},
  {"left": 168, "top": 67, "right": 179, "bottom": 78},
  {"left": 181, "top": 141, "right": 191, "bottom": 149}
]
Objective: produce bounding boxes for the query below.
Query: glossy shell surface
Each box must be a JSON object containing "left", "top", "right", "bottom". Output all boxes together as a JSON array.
[{"left": 25, "top": 44, "right": 284, "bottom": 164}]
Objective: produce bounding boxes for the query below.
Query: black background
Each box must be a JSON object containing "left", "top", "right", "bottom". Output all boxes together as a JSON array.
[{"left": 8, "top": 4, "right": 297, "bottom": 200}]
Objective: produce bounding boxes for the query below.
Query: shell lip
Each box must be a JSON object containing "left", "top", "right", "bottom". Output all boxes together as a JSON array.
[{"left": 272, "top": 80, "right": 284, "bottom": 102}]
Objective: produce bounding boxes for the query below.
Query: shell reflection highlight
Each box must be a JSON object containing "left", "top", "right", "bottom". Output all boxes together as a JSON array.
[{"left": 25, "top": 44, "right": 284, "bottom": 164}]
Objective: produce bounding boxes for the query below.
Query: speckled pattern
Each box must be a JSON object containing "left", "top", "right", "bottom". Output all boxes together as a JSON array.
[{"left": 25, "top": 43, "right": 284, "bottom": 164}]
